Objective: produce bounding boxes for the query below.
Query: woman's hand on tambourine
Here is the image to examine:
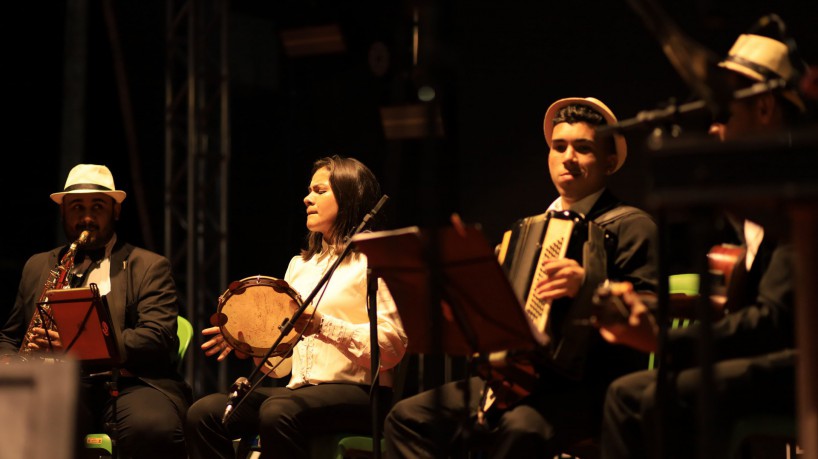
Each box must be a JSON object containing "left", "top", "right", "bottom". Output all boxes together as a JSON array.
[
  {"left": 30, "top": 327, "right": 63, "bottom": 351},
  {"left": 592, "top": 281, "right": 659, "bottom": 354},
  {"left": 292, "top": 307, "right": 323, "bottom": 337},
  {"left": 201, "top": 326, "right": 249, "bottom": 361}
]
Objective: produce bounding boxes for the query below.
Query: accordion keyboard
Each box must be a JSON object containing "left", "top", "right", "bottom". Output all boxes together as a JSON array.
[{"left": 523, "top": 216, "right": 575, "bottom": 334}]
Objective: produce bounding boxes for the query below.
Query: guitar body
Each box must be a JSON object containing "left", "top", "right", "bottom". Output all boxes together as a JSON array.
[{"left": 707, "top": 243, "right": 746, "bottom": 316}]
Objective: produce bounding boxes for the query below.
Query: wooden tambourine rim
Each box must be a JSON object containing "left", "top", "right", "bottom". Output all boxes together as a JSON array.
[{"left": 213, "top": 275, "right": 303, "bottom": 357}]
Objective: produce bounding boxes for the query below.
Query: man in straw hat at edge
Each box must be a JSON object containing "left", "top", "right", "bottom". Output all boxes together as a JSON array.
[
  {"left": 0, "top": 164, "right": 192, "bottom": 458},
  {"left": 595, "top": 20, "right": 813, "bottom": 459}
]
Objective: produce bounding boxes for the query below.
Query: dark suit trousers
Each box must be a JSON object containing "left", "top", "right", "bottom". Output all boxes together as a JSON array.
[
  {"left": 385, "top": 376, "right": 601, "bottom": 459},
  {"left": 185, "top": 383, "right": 391, "bottom": 459},
  {"left": 601, "top": 349, "right": 796, "bottom": 459}
]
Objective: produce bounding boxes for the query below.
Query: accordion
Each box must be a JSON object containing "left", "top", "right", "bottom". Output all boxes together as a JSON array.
[
  {"left": 495, "top": 209, "right": 610, "bottom": 379},
  {"left": 477, "top": 209, "right": 611, "bottom": 417}
]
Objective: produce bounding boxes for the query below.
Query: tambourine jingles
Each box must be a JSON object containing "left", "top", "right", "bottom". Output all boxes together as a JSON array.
[{"left": 210, "top": 275, "right": 303, "bottom": 359}]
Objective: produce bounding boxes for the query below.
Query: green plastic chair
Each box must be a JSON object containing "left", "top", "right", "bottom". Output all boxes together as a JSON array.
[
  {"left": 668, "top": 273, "right": 699, "bottom": 330},
  {"left": 175, "top": 315, "right": 194, "bottom": 372},
  {"left": 83, "top": 433, "right": 113, "bottom": 459},
  {"left": 83, "top": 315, "right": 194, "bottom": 458}
]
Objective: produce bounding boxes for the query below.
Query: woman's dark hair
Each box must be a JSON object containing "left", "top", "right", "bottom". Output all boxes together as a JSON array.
[
  {"left": 301, "top": 155, "right": 383, "bottom": 260},
  {"left": 553, "top": 104, "right": 616, "bottom": 155}
]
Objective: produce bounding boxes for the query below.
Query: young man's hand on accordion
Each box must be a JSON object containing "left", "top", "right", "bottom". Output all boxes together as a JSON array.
[
  {"left": 534, "top": 257, "right": 585, "bottom": 300},
  {"left": 591, "top": 280, "right": 659, "bottom": 354}
]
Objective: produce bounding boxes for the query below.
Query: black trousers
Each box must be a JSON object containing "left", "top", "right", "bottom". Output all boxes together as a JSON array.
[
  {"left": 185, "top": 383, "right": 392, "bottom": 459},
  {"left": 384, "top": 376, "right": 602, "bottom": 459},
  {"left": 76, "top": 377, "right": 186, "bottom": 459},
  {"left": 600, "top": 349, "right": 796, "bottom": 459}
]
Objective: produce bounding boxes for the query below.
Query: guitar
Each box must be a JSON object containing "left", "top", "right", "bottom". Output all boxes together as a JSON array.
[
  {"left": 706, "top": 243, "right": 746, "bottom": 315},
  {"left": 590, "top": 243, "right": 746, "bottom": 325}
]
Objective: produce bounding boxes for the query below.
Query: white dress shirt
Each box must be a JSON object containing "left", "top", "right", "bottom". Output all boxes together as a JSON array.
[{"left": 282, "top": 248, "right": 407, "bottom": 389}]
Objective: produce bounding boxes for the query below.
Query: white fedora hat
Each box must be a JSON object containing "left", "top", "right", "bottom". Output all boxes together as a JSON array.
[
  {"left": 718, "top": 34, "right": 806, "bottom": 111},
  {"left": 50, "top": 164, "right": 127, "bottom": 204},
  {"left": 543, "top": 97, "right": 628, "bottom": 173}
]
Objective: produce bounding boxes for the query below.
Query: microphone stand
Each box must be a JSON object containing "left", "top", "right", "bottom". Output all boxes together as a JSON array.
[
  {"left": 596, "top": 78, "right": 792, "bottom": 137},
  {"left": 223, "top": 194, "right": 390, "bottom": 425},
  {"left": 367, "top": 267, "right": 382, "bottom": 459}
]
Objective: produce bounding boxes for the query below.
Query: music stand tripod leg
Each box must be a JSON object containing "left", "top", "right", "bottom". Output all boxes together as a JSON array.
[
  {"left": 367, "top": 268, "right": 382, "bottom": 459},
  {"left": 103, "top": 368, "right": 120, "bottom": 459}
]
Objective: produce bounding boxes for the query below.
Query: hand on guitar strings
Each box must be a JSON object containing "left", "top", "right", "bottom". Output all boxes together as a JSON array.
[{"left": 592, "top": 281, "right": 659, "bottom": 354}]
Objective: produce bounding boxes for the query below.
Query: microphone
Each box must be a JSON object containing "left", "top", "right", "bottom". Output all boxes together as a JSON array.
[
  {"left": 222, "top": 376, "right": 250, "bottom": 425},
  {"left": 362, "top": 195, "right": 389, "bottom": 227}
]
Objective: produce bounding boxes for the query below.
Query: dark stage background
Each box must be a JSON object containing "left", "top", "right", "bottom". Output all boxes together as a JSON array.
[{"left": 3, "top": 0, "right": 816, "bottom": 395}]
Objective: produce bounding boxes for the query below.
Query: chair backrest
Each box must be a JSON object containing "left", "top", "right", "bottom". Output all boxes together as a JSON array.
[
  {"left": 176, "top": 316, "right": 194, "bottom": 365},
  {"left": 669, "top": 273, "right": 699, "bottom": 296}
]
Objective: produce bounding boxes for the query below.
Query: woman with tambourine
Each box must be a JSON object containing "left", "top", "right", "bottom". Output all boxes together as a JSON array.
[{"left": 185, "top": 155, "right": 408, "bottom": 459}]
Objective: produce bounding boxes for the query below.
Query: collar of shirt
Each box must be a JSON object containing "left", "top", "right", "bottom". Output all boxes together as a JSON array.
[
  {"left": 547, "top": 188, "right": 606, "bottom": 217},
  {"left": 743, "top": 219, "right": 765, "bottom": 271},
  {"left": 74, "top": 234, "right": 117, "bottom": 295}
]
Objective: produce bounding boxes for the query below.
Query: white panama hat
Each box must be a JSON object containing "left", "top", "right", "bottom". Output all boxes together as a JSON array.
[
  {"left": 718, "top": 33, "right": 806, "bottom": 112},
  {"left": 50, "top": 164, "right": 127, "bottom": 204}
]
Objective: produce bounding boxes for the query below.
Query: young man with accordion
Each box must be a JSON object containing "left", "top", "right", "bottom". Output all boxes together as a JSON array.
[{"left": 384, "top": 97, "right": 659, "bottom": 458}]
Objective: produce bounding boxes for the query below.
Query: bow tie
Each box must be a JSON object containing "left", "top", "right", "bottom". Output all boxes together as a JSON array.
[{"left": 76, "top": 248, "right": 106, "bottom": 264}]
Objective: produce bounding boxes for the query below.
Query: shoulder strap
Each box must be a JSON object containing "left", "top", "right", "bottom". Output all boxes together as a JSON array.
[{"left": 593, "top": 205, "right": 644, "bottom": 226}]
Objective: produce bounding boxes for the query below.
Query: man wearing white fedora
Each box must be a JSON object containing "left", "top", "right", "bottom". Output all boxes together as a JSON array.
[
  {"left": 596, "top": 26, "right": 811, "bottom": 459},
  {"left": 0, "top": 164, "right": 192, "bottom": 458},
  {"left": 384, "top": 98, "right": 659, "bottom": 458}
]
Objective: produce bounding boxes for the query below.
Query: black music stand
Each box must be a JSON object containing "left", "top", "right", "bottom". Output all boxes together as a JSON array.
[
  {"left": 45, "top": 284, "right": 125, "bottom": 458},
  {"left": 353, "top": 224, "right": 548, "bottom": 455},
  {"left": 352, "top": 225, "right": 548, "bottom": 357}
]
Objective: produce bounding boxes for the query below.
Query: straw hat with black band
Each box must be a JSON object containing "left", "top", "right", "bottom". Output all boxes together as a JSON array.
[
  {"left": 718, "top": 33, "right": 806, "bottom": 112},
  {"left": 50, "top": 164, "right": 127, "bottom": 205}
]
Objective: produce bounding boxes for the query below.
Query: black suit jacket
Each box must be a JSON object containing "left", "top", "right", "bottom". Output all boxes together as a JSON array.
[{"left": 0, "top": 238, "right": 192, "bottom": 414}]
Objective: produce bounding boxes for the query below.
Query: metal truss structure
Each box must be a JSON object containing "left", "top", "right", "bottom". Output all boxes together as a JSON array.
[{"left": 164, "top": 0, "right": 230, "bottom": 397}]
